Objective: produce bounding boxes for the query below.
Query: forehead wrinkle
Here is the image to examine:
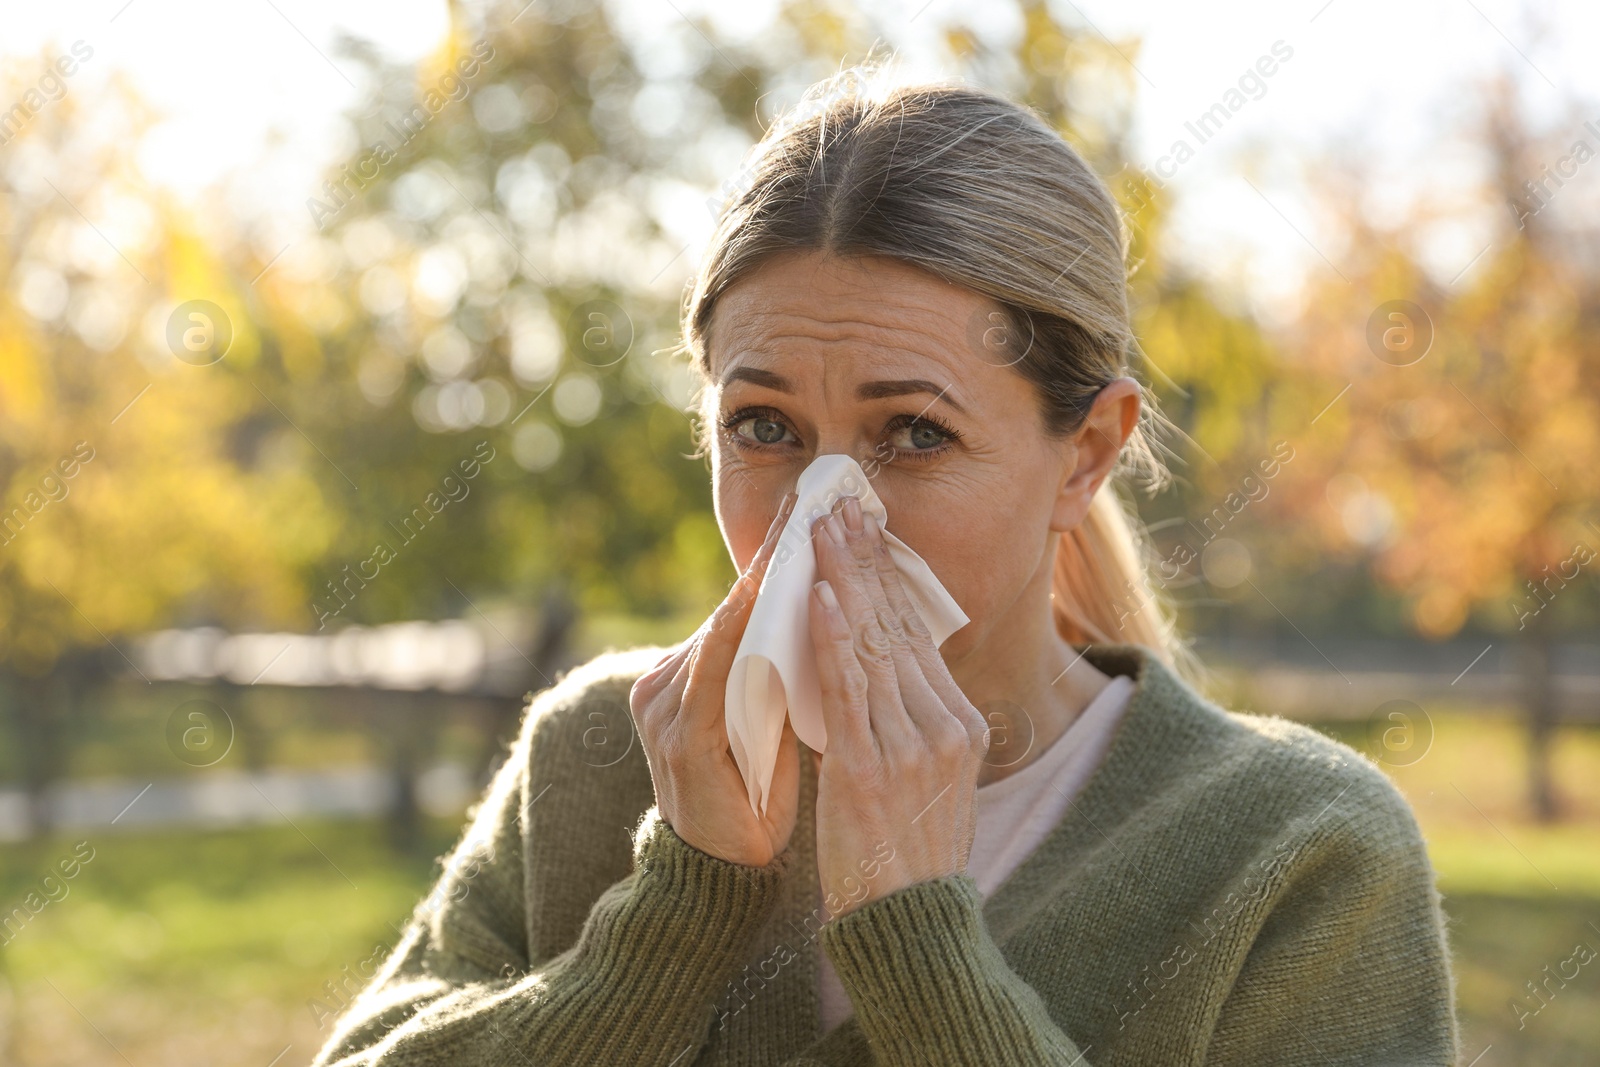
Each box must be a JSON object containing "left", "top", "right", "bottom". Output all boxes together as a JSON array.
[
  {"left": 708, "top": 268, "right": 989, "bottom": 401},
  {"left": 717, "top": 328, "right": 975, "bottom": 394},
  {"left": 719, "top": 350, "right": 977, "bottom": 414},
  {"left": 730, "top": 301, "right": 960, "bottom": 343}
]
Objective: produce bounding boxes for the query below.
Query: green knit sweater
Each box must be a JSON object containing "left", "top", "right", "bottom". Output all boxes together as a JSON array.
[{"left": 310, "top": 642, "right": 1460, "bottom": 1066}]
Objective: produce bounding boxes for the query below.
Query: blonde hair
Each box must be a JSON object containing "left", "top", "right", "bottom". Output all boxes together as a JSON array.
[{"left": 680, "top": 59, "right": 1204, "bottom": 688}]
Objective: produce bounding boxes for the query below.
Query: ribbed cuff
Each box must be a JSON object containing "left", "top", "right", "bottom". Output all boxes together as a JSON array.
[
  {"left": 820, "top": 874, "right": 1039, "bottom": 1064},
  {"left": 630, "top": 808, "right": 794, "bottom": 946},
  {"left": 528, "top": 812, "right": 793, "bottom": 1061}
]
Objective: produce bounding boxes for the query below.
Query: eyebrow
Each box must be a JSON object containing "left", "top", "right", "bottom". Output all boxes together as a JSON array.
[{"left": 719, "top": 366, "right": 970, "bottom": 417}]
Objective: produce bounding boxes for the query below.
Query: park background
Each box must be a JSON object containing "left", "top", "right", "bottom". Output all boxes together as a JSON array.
[{"left": 2, "top": 0, "right": 1599, "bottom": 1062}]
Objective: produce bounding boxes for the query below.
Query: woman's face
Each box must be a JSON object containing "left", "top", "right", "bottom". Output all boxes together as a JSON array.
[{"left": 704, "top": 249, "right": 1138, "bottom": 659}]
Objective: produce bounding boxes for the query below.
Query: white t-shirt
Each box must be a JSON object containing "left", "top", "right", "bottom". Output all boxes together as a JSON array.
[{"left": 815, "top": 674, "right": 1137, "bottom": 1032}]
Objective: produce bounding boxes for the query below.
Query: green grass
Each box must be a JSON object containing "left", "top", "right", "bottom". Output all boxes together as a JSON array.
[
  {"left": 1444, "top": 894, "right": 1600, "bottom": 1063},
  {"left": 0, "top": 819, "right": 459, "bottom": 1067}
]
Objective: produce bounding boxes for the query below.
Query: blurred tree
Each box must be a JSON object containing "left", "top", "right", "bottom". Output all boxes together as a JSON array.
[
  {"left": 1115, "top": 164, "right": 1291, "bottom": 640},
  {"left": 0, "top": 69, "right": 337, "bottom": 827},
  {"left": 1256, "top": 68, "right": 1600, "bottom": 820}
]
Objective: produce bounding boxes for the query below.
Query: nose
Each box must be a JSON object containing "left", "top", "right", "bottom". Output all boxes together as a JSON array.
[
  {"left": 790, "top": 449, "right": 903, "bottom": 525},
  {"left": 807, "top": 424, "right": 891, "bottom": 474}
]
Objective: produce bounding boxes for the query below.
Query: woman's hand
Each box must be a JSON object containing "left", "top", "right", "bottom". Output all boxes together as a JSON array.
[
  {"left": 630, "top": 490, "right": 801, "bottom": 868},
  {"left": 807, "top": 494, "right": 989, "bottom": 919}
]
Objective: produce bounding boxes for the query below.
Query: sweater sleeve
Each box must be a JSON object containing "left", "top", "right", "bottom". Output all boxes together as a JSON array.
[
  {"left": 1201, "top": 778, "right": 1461, "bottom": 1065},
  {"left": 811, "top": 770, "right": 1458, "bottom": 1067},
  {"left": 814, "top": 874, "right": 1092, "bottom": 1065},
  {"left": 310, "top": 693, "right": 793, "bottom": 1067}
]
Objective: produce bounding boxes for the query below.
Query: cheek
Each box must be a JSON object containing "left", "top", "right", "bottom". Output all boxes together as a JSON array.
[
  {"left": 881, "top": 476, "right": 1048, "bottom": 628},
  {"left": 882, "top": 488, "right": 997, "bottom": 601},
  {"left": 714, "top": 470, "right": 772, "bottom": 573}
]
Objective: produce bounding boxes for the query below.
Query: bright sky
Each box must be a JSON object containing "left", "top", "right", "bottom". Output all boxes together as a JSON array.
[{"left": 4, "top": 0, "right": 1598, "bottom": 324}]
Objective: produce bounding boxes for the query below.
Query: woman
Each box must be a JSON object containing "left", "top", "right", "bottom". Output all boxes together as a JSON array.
[{"left": 312, "top": 66, "right": 1459, "bottom": 1066}]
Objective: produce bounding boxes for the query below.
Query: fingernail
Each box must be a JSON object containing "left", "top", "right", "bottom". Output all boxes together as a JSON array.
[
  {"left": 865, "top": 510, "right": 884, "bottom": 545},
  {"left": 842, "top": 495, "right": 863, "bottom": 534},
  {"left": 814, "top": 580, "right": 838, "bottom": 612},
  {"left": 826, "top": 513, "right": 846, "bottom": 546}
]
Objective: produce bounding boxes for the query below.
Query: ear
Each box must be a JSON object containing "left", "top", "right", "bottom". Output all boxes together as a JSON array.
[{"left": 1048, "top": 377, "right": 1142, "bottom": 532}]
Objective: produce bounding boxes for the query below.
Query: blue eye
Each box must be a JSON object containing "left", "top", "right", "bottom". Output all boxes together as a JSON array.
[
  {"left": 721, "top": 410, "right": 794, "bottom": 446},
  {"left": 718, "top": 406, "right": 962, "bottom": 463},
  {"left": 749, "top": 415, "right": 788, "bottom": 444},
  {"left": 890, "top": 418, "right": 953, "bottom": 453}
]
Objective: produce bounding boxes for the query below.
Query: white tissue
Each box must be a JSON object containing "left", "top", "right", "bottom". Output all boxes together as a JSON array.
[{"left": 725, "top": 454, "right": 970, "bottom": 817}]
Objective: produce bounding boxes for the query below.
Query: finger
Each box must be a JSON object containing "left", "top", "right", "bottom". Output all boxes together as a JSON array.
[
  {"left": 813, "top": 503, "right": 915, "bottom": 747},
  {"left": 810, "top": 575, "right": 873, "bottom": 758},
  {"left": 861, "top": 510, "right": 974, "bottom": 739},
  {"left": 840, "top": 498, "right": 931, "bottom": 701},
  {"left": 636, "top": 635, "right": 696, "bottom": 692},
  {"left": 632, "top": 636, "right": 701, "bottom": 748},
  {"left": 683, "top": 491, "right": 797, "bottom": 735},
  {"left": 863, "top": 509, "right": 977, "bottom": 725}
]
